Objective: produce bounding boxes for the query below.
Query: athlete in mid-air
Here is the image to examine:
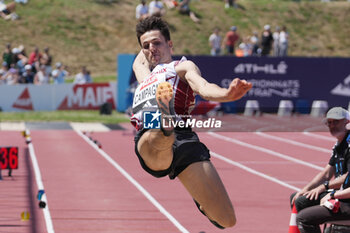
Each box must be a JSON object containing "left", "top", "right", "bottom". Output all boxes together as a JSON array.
[{"left": 130, "top": 16, "right": 252, "bottom": 229}]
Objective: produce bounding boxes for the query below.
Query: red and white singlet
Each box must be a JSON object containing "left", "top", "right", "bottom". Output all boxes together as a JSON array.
[{"left": 130, "top": 57, "right": 195, "bottom": 130}]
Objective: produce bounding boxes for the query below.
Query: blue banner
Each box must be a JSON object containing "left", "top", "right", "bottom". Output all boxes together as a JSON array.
[
  {"left": 117, "top": 55, "right": 350, "bottom": 113},
  {"left": 117, "top": 54, "right": 136, "bottom": 112}
]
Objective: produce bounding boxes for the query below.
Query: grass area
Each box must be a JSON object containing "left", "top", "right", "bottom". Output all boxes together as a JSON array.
[
  {"left": 92, "top": 75, "right": 117, "bottom": 83},
  {"left": 0, "top": 110, "right": 129, "bottom": 124},
  {"left": 64, "top": 75, "right": 116, "bottom": 83},
  {"left": 0, "top": 0, "right": 349, "bottom": 76}
]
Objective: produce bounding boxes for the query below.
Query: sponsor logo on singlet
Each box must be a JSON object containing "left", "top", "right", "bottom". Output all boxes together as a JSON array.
[{"left": 132, "top": 73, "right": 166, "bottom": 111}]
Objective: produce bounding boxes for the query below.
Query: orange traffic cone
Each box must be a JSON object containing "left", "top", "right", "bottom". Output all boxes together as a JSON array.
[{"left": 288, "top": 204, "right": 300, "bottom": 233}]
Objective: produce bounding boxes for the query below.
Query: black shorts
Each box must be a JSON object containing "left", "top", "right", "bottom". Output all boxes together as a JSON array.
[{"left": 134, "top": 127, "right": 211, "bottom": 180}]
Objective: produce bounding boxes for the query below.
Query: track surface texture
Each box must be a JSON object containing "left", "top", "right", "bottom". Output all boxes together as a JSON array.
[{"left": 0, "top": 114, "right": 338, "bottom": 233}]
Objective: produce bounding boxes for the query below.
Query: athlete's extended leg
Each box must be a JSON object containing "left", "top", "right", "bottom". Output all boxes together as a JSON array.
[
  {"left": 178, "top": 161, "right": 236, "bottom": 228},
  {"left": 137, "top": 82, "right": 175, "bottom": 171}
]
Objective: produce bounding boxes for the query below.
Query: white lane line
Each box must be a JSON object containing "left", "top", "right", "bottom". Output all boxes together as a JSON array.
[
  {"left": 303, "top": 132, "right": 335, "bottom": 142},
  {"left": 75, "top": 130, "right": 189, "bottom": 233},
  {"left": 303, "top": 126, "right": 328, "bottom": 133},
  {"left": 210, "top": 151, "right": 300, "bottom": 192},
  {"left": 255, "top": 132, "right": 332, "bottom": 154},
  {"left": 207, "top": 132, "right": 323, "bottom": 171},
  {"left": 236, "top": 160, "right": 324, "bottom": 165},
  {"left": 27, "top": 131, "right": 55, "bottom": 233},
  {"left": 70, "top": 122, "right": 110, "bottom": 132}
]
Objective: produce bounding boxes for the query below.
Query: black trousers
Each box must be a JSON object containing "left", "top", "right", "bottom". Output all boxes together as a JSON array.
[
  {"left": 296, "top": 202, "right": 350, "bottom": 233},
  {"left": 290, "top": 192, "right": 329, "bottom": 212}
]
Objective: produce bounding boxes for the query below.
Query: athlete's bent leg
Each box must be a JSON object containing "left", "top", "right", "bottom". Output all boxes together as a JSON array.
[
  {"left": 136, "top": 81, "right": 176, "bottom": 171},
  {"left": 178, "top": 161, "right": 236, "bottom": 228},
  {"left": 137, "top": 130, "right": 174, "bottom": 171}
]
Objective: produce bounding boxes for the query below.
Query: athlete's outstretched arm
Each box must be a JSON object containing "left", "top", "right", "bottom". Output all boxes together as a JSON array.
[
  {"left": 133, "top": 51, "right": 151, "bottom": 83},
  {"left": 175, "top": 60, "right": 252, "bottom": 102}
]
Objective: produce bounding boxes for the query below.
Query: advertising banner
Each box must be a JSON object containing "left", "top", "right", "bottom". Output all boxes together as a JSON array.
[
  {"left": 185, "top": 56, "right": 350, "bottom": 111},
  {"left": 0, "top": 82, "right": 116, "bottom": 112},
  {"left": 118, "top": 55, "right": 350, "bottom": 113}
]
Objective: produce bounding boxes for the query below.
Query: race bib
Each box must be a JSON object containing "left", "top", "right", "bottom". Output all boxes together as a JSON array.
[{"left": 132, "top": 72, "right": 166, "bottom": 114}]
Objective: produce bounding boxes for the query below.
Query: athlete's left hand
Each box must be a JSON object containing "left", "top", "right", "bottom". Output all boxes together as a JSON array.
[{"left": 226, "top": 78, "right": 252, "bottom": 101}]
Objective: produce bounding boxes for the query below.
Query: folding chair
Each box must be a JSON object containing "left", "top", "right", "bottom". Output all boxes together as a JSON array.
[{"left": 324, "top": 220, "right": 350, "bottom": 233}]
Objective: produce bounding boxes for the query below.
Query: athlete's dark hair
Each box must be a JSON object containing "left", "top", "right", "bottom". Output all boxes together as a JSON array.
[{"left": 136, "top": 16, "right": 171, "bottom": 46}]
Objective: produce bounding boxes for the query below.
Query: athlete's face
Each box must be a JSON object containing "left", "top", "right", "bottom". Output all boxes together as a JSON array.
[{"left": 140, "top": 30, "right": 173, "bottom": 67}]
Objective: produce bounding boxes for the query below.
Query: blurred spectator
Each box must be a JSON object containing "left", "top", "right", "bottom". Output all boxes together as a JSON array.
[
  {"left": 237, "top": 36, "right": 252, "bottom": 57},
  {"left": 12, "top": 47, "right": 20, "bottom": 64},
  {"left": 2, "top": 43, "right": 12, "bottom": 68},
  {"left": 223, "top": 26, "right": 240, "bottom": 56},
  {"left": 74, "top": 66, "right": 92, "bottom": 84},
  {"left": 13, "top": 47, "right": 28, "bottom": 73},
  {"left": 17, "top": 70, "right": 26, "bottom": 83},
  {"left": 136, "top": 0, "right": 149, "bottom": 20},
  {"left": 40, "top": 47, "right": 53, "bottom": 77},
  {"left": 0, "top": 72, "right": 4, "bottom": 85},
  {"left": 21, "top": 64, "right": 34, "bottom": 83},
  {"left": 250, "top": 31, "right": 260, "bottom": 56},
  {"left": 34, "top": 65, "right": 49, "bottom": 85},
  {"left": 177, "top": 0, "right": 199, "bottom": 23},
  {"left": 51, "top": 62, "right": 68, "bottom": 84},
  {"left": 18, "top": 44, "right": 26, "bottom": 57},
  {"left": 260, "top": 24, "right": 273, "bottom": 56},
  {"left": 279, "top": 26, "right": 289, "bottom": 57},
  {"left": 224, "top": 0, "right": 237, "bottom": 9},
  {"left": 208, "top": 27, "right": 222, "bottom": 56},
  {"left": 14, "top": 0, "right": 28, "bottom": 4},
  {"left": 0, "top": 61, "right": 7, "bottom": 71},
  {"left": 273, "top": 26, "right": 280, "bottom": 57},
  {"left": 28, "top": 47, "right": 42, "bottom": 72},
  {"left": 3, "top": 67, "right": 19, "bottom": 85},
  {"left": 0, "top": 1, "right": 18, "bottom": 20},
  {"left": 149, "top": 0, "right": 165, "bottom": 17},
  {"left": 163, "top": 0, "right": 177, "bottom": 9},
  {"left": 0, "top": 61, "right": 8, "bottom": 84}
]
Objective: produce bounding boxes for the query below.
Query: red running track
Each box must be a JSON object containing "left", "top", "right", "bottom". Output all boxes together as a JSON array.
[{"left": 0, "top": 125, "right": 337, "bottom": 233}]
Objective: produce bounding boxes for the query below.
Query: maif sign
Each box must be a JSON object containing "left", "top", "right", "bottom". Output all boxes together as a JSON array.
[
  {"left": 0, "top": 82, "right": 116, "bottom": 111},
  {"left": 58, "top": 83, "right": 115, "bottom": 110}
]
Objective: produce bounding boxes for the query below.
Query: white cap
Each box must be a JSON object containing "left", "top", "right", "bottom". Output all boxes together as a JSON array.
[
  {"left": 264, "top": 24, "right": 271, "bottom": 30},
  {"left": 12, "top": 48, "right": 20, "bottom": 54},
  {"left": 326, "top": 107, "right": 350, "bottom": 120},
  {"left": 24, "top": 64, "right": 32, "bottom": 70},
  {"left": 18, "top": 44, "right": 24, "bottom": 52}
]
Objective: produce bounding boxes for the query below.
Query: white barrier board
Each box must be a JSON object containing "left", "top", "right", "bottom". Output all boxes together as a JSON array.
[{"left": 0, "top": 82, "right": 117, "bottom": 112}]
